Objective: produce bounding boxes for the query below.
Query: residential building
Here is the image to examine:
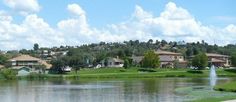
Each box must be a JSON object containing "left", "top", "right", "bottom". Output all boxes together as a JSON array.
[
  {"left": 9, "top": 55, "right": 52, "bottom": 71},
  {"left": 155, "top": 50, "right": 187, "bottom": 68},
  {"left": 206, "top": 53, "right": 230, "bottom": 67},
  {"left": 102, "top": 57, "right": 124, "bottom": 68},
  {"left": 131, "top": 50, "right": 187, "bottom": 68},
  {"left": 131, "top": 56, "right": 144, "bottom": 66}
]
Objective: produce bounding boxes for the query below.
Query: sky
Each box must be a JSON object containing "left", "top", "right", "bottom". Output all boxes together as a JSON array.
[{"left": 0, "top": 0, "right": 236, "bottom": 50}]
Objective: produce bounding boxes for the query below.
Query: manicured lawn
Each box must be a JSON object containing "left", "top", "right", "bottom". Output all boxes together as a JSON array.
[
  {"left": 214, "top": 82, "right": 236, "bottom": 92},
  {"left": 59, "top": 67, "right": 235, "bottom": 78},
  {"left": 47, "top": 68, "right": 236, "bottom": 79},
  {"left": 13, "top": 68, "right": 236, "bottom": 79}
]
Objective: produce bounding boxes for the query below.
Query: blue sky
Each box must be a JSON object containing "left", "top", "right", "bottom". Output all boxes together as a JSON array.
[
  {"left": 0, "top": 0, "right": 236, "bottom": 50},
  {"left": 1, "top": 0, "right": 236, "bottom": 27}
]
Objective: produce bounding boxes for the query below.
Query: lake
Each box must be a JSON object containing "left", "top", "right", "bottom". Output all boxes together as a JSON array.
[{"left": 0, "top": 78, "right": 235, "bottom": 102}]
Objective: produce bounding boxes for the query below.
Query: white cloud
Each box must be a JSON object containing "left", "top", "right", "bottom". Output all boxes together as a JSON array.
[
  {"left": 0, "top": 2, "right": 236, "bottom": 50},
  {"left": 0, "top": 13, "right": 64, "bottom": 50},
  {"left": 3, "top": 0, "right": 40, "bottom": 15},
  {"left": 103, "top": 2, "right": 236, "bottom": 45},
  {"left": 67, "top": 3, "right": 85, "bottom": 17}
]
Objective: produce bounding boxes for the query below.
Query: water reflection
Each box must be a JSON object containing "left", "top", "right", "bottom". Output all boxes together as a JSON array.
[{"left": 0, "top": 78, "right": 235, "bottom": 102}]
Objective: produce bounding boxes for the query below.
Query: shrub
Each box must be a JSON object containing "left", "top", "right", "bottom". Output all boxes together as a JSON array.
[
  {"left": 138, "top": 68, "right": 156, "bottom": 72},
  {"left": 165, "top": 75, "right": 176, "bottom": 77},
  {"left": 123, "top": 59, "right": 130, "bottom": 69},
  {"left": 224, "top": 68, "right": 236, "bottom": 73},
  {"left": 187, "top": 70, "right": 203, "bottom": 74},
  {"left": 27, "top": 72, "right": 46, "bottom": 80},
  {"left": 1, "top": 69, "right": 17, "bottom": 80}
]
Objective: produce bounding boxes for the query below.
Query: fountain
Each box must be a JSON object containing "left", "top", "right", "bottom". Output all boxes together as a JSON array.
[{"left": 210, "top": 65, "right": 217, "bottom": 87}]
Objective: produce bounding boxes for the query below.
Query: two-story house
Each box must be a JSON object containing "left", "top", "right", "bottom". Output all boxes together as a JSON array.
[
  {"left": 155, "top": 50, "right": 187, "bottom": 68},
  {"left": 206, "top": 53, "right": 230, "bottom": 67},
  {"left": 9, "top": 55, "right": 52, "bottom": 70},
  {"left": 131, "top": 50, "right": 187, "bottom": 68}
]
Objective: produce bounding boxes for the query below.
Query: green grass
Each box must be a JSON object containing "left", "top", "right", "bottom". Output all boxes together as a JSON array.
[
  {"left": 7, "top": 67, "right": 236, "bottom": 79},
  {"left": 214, "top": 82, "right": 236, "bottom": 92},
  {"left": 72, "top": 68, "right": 201, "bottom": 78},
  {"left": 52, "top": 67, "right": 236, "bottom": 79},
  {"left": 192, "top": 96, "right": 236, "bottom": 102},
  {"left": 175, "top": 86, "right": 236, "bottom": 102}
]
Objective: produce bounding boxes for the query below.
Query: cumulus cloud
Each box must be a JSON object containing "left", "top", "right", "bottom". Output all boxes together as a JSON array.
[
  {"left": 104, "top": 2, "right": 236, "bottom": 45},
  {"left": 3, "top": 0, "right": 40, "bottom": 15},
  {"left": 0, "top": 13, "right": 64, "bottom": 49},
  {"left": 0, "top": 2, "right": 236, "bottom": 50},
  {"left": 67, "top": 3, "right": 85, "bottom": 17}
]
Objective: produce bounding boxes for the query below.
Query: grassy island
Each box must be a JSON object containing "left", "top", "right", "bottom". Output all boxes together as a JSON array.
[{"left": 214, "top": 82, "right": 236, "bottom": 92}]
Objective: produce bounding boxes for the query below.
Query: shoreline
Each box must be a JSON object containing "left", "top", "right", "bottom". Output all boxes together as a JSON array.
[{"left": 1, "top": 68, "right": 236, "bottom": 80}]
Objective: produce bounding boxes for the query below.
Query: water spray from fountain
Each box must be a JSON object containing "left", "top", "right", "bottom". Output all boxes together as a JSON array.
[{"left": 210, "top": 65, "right": 217, "bottom": 88}]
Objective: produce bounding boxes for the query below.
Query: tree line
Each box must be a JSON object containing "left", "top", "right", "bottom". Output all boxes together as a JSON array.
[{"left": 1, "top": 39, "right": 236, "bottom": 71}]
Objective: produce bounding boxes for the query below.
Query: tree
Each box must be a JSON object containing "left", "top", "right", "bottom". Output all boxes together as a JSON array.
[
  {"left": 147, "top": 39, "right": 153, "bottom": 44},
  {"left": 192, "top": 53, "right": 208, "bottom": 70},
  {"left": 186, "top": 47, "right": 193, "bottom": 57},
  {"left": 0, "top": 54, "right": 7, "bottom": 65},
  {"left": 141, "top": 50, "right": 160, "bottom": 68},
  {"left": 161, "top": 40, "right": 167, "bottom": 47},
  {"left": 123, "top": 59, "right": 130, "bottom": 69},
  {"left": 193, "top": 47, "right": 199, "bottom": 55},
  {"left": 51, "top": 58, "right": 65, "bottom": 74},
  {"left": 33, "top": 43, "right": 39, "bottom": 51},
  {"left": 231, "top": 53, "right": 236, "bottom": 67}
]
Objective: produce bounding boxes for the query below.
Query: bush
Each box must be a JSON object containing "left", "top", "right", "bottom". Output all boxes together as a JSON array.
[
  {"left": 26, "top": 72, "right": 46, "bottom": 80},
  {"left": 123, "top": 59, "right": 130, "bottom": 69},
  {"left": 0, "top": 69, "right": 17, "bottom": 80},
  {"left": 187, "top": 70, "right": 203, "bottom": 74},
  {"left": 224, "top": 68, "right": 236, "bottom": 73},
  {"left": 138, "top": 68, "right": 156, "bottom": 72},
  {"left": 165, "top": 75, "right": 176, "bottom": 77}
]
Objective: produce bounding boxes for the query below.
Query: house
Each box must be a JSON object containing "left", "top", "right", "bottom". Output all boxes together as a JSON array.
[
  {"left": 206, "top": 53, "right": 230, "bottom": 67},
  {"left": 8, "top": 55, "right": 52, "bottom": 73},
  {"left": 155, "top": 50, "right": 187, "bottom": 68},
  {"left": 131, "top": 50, "right": 187, "bottom": 68},
  {"left": 131, "top": 56, "right": 144, "bottom": 66},
  {"left": 101, "top": 57, "right": 124, "bottom": 68}
]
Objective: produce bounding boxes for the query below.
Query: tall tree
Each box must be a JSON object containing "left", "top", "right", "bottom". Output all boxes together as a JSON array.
[
  {"left": 33, "top": 43, "right": 39, "bottom": 51},
  {"left": 123, "top": 59, "right": 130, "bottom": 69},
  {"left": 141, "top": 50, "right": 160, "bottom": 68},
  {"left": 161, "top": 40, "right": 167, "bottom": 47},
  {"left": 0, "top": 54, "right": 7, "bottom": 65},
  {"left": 192, "top": 53, "right": 208, "bottom": 70},
  {"left": 231, "top": 53, "right": 236, "bottom": 67}
]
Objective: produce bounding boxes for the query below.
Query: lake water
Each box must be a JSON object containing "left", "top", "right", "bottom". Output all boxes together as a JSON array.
[{"left": 0, "top": 78, "right": 235, "bottom": 102}]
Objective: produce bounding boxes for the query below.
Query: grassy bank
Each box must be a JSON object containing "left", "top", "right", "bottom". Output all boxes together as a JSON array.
[
  {"left": 46, "top": 67, "right": 236, "bottom": 79},
  {"left": 67, "top": 68, "right": 203, "bottom": 78},
  {"left": 1, "top": 67, "right": 236, "bottom": 80},
  {"left": 214, "top": 82, "right": 236, "bottom": 92}
]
